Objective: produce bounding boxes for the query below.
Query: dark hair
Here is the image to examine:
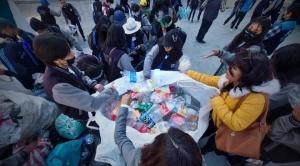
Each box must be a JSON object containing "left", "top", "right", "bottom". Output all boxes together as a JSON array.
[
  {"left": 0, "top": 18, "right": 15, "bottom": 31},
  {"left": 226, "top": 16, "right": 271, "bottom": 53},
  {"left": 75, "top": 54, "right": 103, "bottom": 81},
  {"left": 104, "top": 23, "right": 127, "bottom": 50},
  {"left": 114, "top": 5, "right": 125, "bottom": 13},
  {"left": 33, "top": 32, "right": 70, "bottom": 65},
  {"left": 286, "top": 4, "right": 300, "bottom": 20},
  {"left": 222, "top": 48, "right": 273, "bottom": 93},
  {"left": 140, "top": 127, "right": 202, "bottom": 166},
  {"left": 106, "top": 0, "right": 114, "bottom": 3},
  {"left": 270, "top": 43, "right": 300, "bottom": 85},
  {"left": 93, "top": 15, "right": 111, "bottom": 49},
  {"left": 131, "top": 3, "right": 140, "bottom": 12},
  {"left": 108, "top": 8, "right": 115, "bottom": 17}
]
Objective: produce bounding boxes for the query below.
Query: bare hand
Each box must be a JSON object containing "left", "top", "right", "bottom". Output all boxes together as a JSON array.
[
  {"left": 94, "top": 84, "right": 105, "bottom": 92},
  {"left": 292, "top": 104, "right": 300, "bottom": 122},
  {"left": 110, "top": 82, "right": 116, "bottom": 91},
  {"left": 132, "top": 51, "right": 137, "bottom": 55},
  {"left": 135, "top": 45, "right": 141, "bottom": 50},
  {"left": 121, "top": 93, "right": 132, "bottom": 105},
  {"left": 204, "top": 50, "right": 220, "bottom": 59}
]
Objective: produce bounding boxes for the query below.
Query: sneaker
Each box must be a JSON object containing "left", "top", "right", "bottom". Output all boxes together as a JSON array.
[
  {"left": 83, "top": 37, "right": 86, "bottom": 41},
  {"left": 235, "top": 27, "right": 238, "bottom": 30}
]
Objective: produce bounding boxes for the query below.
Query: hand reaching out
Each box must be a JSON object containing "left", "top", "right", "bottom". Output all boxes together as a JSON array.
[
  {"left": 204, "top": 50, "right": 220, "bottom": 59},
  {"left": 94, "top": 84, "right": 105, "bottom": 92},
  {"left": 121, "top": 93, "right": 132, "bottom": 105}
]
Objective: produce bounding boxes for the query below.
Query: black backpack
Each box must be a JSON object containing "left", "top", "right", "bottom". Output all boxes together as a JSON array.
[{"left": 176, "top": 27, "right": 187, "bottom": 49}]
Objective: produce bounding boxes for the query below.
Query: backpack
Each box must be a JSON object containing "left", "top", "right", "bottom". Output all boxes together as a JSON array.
[
  {"left": 87, "top": 29, "right": 99, "bottom": 50},
  {"left": 93, "top": 11, "right": 103, "bottom": 24},
  {"left": 176, "top": 27, "right": 187, "bottom": 48}
]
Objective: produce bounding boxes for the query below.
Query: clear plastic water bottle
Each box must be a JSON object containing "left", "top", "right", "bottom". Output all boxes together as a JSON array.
[
  {"left": 181, "top": 121, "right": 198, "bottom": 131},
  {"left": 148, "top": 104, "right": 164, "bottom": 123}
]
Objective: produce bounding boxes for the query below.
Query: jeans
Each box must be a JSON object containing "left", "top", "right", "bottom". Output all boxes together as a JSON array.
[
  {"left": 231, "top": 11, "right": 246, "bottom": 29},
  {"left": 189, "top": 7, "right": 197, "bottom": 20},
  {"left": 70, "top": 18, "right": 85, "bottom": 38},
  {"left": 196, "top": 18, "right": 213, "bottom": 41}
]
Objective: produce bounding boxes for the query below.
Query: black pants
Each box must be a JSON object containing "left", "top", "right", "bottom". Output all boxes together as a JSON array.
[
  {"left": 265, "top": 11, "right": 280, "bottom": 24},
  {"left": 189, "top": 7, "right": 197, "bottom": 20},
  {"left": 70, "top": 18, "right": 85, "bottom": 38},
  {"left": 231, "top": 11, "right": 246, "bottom": 29},
  {"left": 251, "top": 11, "right": 261, "bottom": 21},
  {"left": 224, "top": 9, "right": 236, "bottom": 25},
  {"left": 196, "top": 18, "right": 213, "bottom": 41},
  {"left": 197, "top": 8, "right": 203, "bottom": 20}
]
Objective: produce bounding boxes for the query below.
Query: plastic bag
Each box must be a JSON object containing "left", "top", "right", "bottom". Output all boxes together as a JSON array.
[
  {"left": 178, "top": 55, "right": 191, "bottom": 71},
  {"left": 55, "top": 114, "right": 85, "bottom": 139},
  {"left": 65, "top": 24, "right": 77, "bottom": 35},
  {"left": 46, "top": 139, "right": 83, "bottom": 166},
  {"left": 79, "top": 134, "right": 94, "bottom": 166},
  {"left": 177, "top": 6, "right": 187, "bottom": 20}
]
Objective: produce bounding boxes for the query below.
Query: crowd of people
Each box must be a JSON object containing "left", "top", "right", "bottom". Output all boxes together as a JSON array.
[{"left": 0, "top": 0, "right": 300, "bottom": 165}]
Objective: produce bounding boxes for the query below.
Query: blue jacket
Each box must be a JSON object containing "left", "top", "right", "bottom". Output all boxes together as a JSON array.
[{"left": 239, "top": 0, "right": 254, "bottom": 12}]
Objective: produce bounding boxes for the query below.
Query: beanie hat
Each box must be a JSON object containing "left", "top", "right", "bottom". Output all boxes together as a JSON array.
[
  {"left": 113, "top": 10, "right": 125, "bottom": 25},
  {"left": 30, "top": 17, "right": 48, "bottom": 32},
  {"left": 162, "top": 29, "right": 179, "bottom": 48},
  {"left": 40, "top": 0, "right": 50, "bottom": 6}
]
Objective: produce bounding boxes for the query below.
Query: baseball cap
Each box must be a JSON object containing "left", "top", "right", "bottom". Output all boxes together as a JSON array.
[{"left": 162, "top": 29, "right": 179, "bottom": 48}]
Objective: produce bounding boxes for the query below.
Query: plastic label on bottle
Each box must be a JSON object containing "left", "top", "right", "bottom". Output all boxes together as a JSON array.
[
  {"left": 170, "top": 113, "right": 185, "bottom": 125},
  {"left": 129, "top": 71, "right": 137, "bottom": 83},
  {"left": 160, "top": 103, "right": 170, "bottom": 116},
  {"left": 140, "top": 113, "right": 156, "bottom": 129}
]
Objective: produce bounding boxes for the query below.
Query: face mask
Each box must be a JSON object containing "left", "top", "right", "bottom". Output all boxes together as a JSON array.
[
  {"left": 243, "top": 29, "right": 259, "bottom": 42},
  {"left": 132, "top": 11, "right": 139, "bottom": 16},
  {"left": 67, "top": 56, "right": 75, "bottom": 65}
]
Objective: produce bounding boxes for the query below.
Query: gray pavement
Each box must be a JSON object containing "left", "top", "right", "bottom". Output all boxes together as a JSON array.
[{"left": 7, "top": 0, "right": 300, "bottom": 165}]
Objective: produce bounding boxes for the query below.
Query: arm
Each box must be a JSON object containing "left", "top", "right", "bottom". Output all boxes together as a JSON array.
[
  {"left": 60, "top": 29, "right": 82, "bottom": 51},
  {"left": 50, "top": 9, "right": 61, "bottom": 17},
  {"left": 186, "top": 70, "right": 221, "bottom": 88},
  {"left": 211, "top": 93, "right": 266, "bottom": 131},
  {"left": 201, "top": 0, "right": 209, "bottom": 7},
  {"left": 73, "top": 66, "right": 97, "bottom": 89},
  {"left": 114, "top": 106, "right": 142, "bottom": 166},
  {"left": 139, "top": 33, "right": 149, "bottom": 51},
  {"left": 117, "top": 54, "right": 136, "bottom": 71},
  {"left": 61, "top": 9, "right": 69, "bottom": 24},
  {"left": 141, "top": 16, "right": 152, "bottom": 32},
  {"left": 216, "top": 49, "right": 235, "bottom": 64},
  {"left": 262, "top": 0, "right": 277, "bottom": 14},
  {"left": 220, "top": 0, "right": 227, "bottom": 12},
  {"left": 52, "top": 83, "right": 114, "bottom": 112},
  {"left": 263, "top": 24, "right": 282, "bottom": 40},
  {"left": 143, "top": 44, "right": 159, "bottom": 78}
]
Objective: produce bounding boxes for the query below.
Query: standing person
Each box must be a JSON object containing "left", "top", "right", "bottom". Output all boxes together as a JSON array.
[
  {"left": 33, "top": 32, "right": 115, "bottom": 123},
  {"left": 195, "top": 0, "right": 226, "bottom": 43},
  {"left": 115, "top": 93, "right": 203, "bottom": 166},
  {"left": 131, "top": 3, "right": 152, "bottom": 33},
  {"left": 230, "top": 0, "right": 255, "bottom": 30},
  {"left": 196, "top": 0, "right": 205, "bottom": 21},
  {"left": 0, "top": 18, "right": 35, "bottom": 47},
  {"left": 123, "top": 17, "right": 149, "bottom": 71},
  {"left": 188, "top": 0, "right": 199, "bottom": 23},
  {"left": 251, "top": 0, "right": 284, "bottom": 24},
  {"left": 223, "top": 0, "right": 240, "bottom": 25},
  {"left": 89, "top": 15, "right": 111, "bottom": 56},
  {"left": 171, "top": 0, "right": 183, "bottom": 12},
  {"left": 205, "top": 16, "right": 272, "bottom": 75},
  {"left": 140, "top": 0, "right": 151, "bottom": 18},
  {"left": 29, "top": 17, "right": 83, "bottom": 52},
  {"left": 60, "top": 0, "right": 86, "bottom": 41},
  {"left": 101, "top": 24, "right": 135, "bottom": 82},
  {"left": 37, "top": 0, "right": 61, "bottom": 27},
  {"left": 120, "top": 0, "right": 131, "bottom": 17},
  {"left": 92, "top": 0, "right": 103, "bottom": 24},
  {"left": 182, "top": 49, "right": 280, "bottom": 166},
  {"left": 263, "top": 4, "right": 300, "bottom": 55},
  {"left": 143, "top": 29, "right": 183, "bottom": 79},
  {"left": 103, "top": 0, "right": 114, "bottom": 16}
]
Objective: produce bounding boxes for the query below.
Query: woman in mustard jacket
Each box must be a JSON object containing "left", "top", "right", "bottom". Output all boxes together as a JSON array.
[{"left": 183, "top": 49, "right": 280, "bottom": 165}]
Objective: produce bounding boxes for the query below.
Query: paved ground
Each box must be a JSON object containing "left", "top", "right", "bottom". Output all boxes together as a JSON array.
[{"left": 6, "top": 0, "right": 300, "bottom": 165}]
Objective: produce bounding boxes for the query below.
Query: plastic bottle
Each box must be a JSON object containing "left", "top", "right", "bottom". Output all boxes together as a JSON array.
[
  {"left": 169, "top": 113, "right": 185, "bottom": 129},
  {"left": 148, "top": 104, "right": 164, "bottom": 123},
  {"left": 140, "top": 113, "right": 156, "bottom": 129},
  {"left": 82, "top": 134, "right": 94, "bottom": 144},
  {"left": 126, "top": 118, "right": 150, "bottom": 133},
  {"left": 181, "top": 121, "right": 198, "bottom": 131}
]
